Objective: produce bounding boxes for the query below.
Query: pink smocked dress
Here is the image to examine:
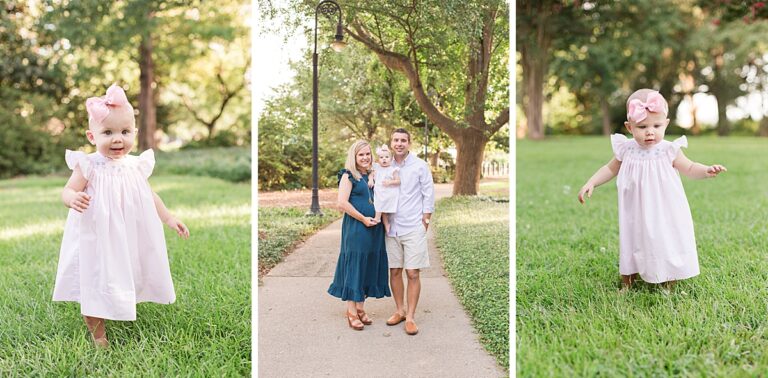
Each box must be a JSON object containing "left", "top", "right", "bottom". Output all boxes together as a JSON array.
[
  {"left": 53, "top": 149, "right": 175, "bottom": 320},
  {"left": 374, "top": 165, "right": 400, "bottom": 213},
  {"left": 611, "top": 134, "right": 699, "bottom": 283}
]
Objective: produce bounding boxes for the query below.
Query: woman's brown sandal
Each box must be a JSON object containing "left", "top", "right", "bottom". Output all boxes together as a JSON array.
[
  {"left": 346, "top": 311, "right": 364, "bottom": 330},
  {"left": 83, "top": 316, "right": 109, "bottom": 348},
  {"left": 356, "top": 309, "right": 373, "bottom": 325}
]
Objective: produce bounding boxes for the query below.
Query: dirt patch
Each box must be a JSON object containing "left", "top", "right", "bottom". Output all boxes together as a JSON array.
[{"left": 258, "top": 189, "right": 338, "bottom": 209}]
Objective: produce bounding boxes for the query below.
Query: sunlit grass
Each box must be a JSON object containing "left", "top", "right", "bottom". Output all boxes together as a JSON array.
[
  {"left": 517, "top": 136, "right": 768, "bottom": 376},
  {"left": 0, "top": 175, "right": 250, "bottom": 376}
]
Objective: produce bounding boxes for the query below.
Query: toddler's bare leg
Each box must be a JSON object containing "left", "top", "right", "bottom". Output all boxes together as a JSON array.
[
  {"left": 83, "top": 315, "right": 109, "bottom": 348},
  {"left": 619, "top": 274, "right": 634, "bottom": 293},
  {"left": 383, "top": 213, "right": 390, "bottom": 234}
]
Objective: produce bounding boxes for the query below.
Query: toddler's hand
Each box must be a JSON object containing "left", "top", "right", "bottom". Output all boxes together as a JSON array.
[
  {"left": 578, "top": 184, "right": 594, "bottom": 204},
  {"left": 165, "top": 217, "right": 190, "bottom": 239},
  {"left": 706, "top": 164, "right": 727, "bottom": 177},
  {"left": 368, "top": 181, "right": 374, "bottom": 188},
  {"left": 68, "top": 192, "right": 91, "bottom": 213}
]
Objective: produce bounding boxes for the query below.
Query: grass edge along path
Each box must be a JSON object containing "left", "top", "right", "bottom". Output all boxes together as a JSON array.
[
  {"left": 257, "top": 206, "right": 341, "bottom": 279},
  {"left": 434, "top": 195, "right": 510, "bottom": 370}
]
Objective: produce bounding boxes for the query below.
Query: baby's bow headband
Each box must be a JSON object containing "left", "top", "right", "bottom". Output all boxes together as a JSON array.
[
  {"left": 86, "top": 84, "right": 130, "bottom": 125},
  {"left": 627, "top": 91, "right": 668, "bottom": 123}
]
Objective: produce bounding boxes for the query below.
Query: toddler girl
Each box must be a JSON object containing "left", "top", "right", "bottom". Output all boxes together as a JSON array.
[
  {"left": 53, "top": 84, "right": 190, "bottom": 348},
  {"left": 578, "top": 89, "right": 726, "bottom": 292},
  {"left": 371, "top": 144, "right": 400, "bottom": 234}
]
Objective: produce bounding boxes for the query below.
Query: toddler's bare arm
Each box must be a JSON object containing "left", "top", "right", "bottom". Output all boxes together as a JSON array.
[
  {"left": 152, "top": 191, "right": 190, "bottom": 238},
  {"left": 673, "top": 151, "right": 727, "bottom": 179},
  {"left": 578, "top": 158, "right": 621, "bottom": 204},
  {"left": 62, "top": 167, "right": 90, "bottom": 212}
]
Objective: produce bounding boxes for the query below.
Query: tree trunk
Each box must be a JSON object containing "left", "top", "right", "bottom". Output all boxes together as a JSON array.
[
  {"left": 452, "top": 128, "right": 488, "bottom": 196},
  {"left": 522, "top": 52, "right": 545, "bottom": 139},
  {"left": 689, "top": 95, "right": 701, "bottom": 135},
  {"left": 759, "top": 116, "right": 768, "bottom": 137},
  {"left": 430, "top": 144, "right": 440, "bottom": 167},
  {"left": 138, "top": 32, "right": 157, "bottom": 151},
  {"left": 519, "top": 3, "right": 551, "bottom": 140},
  {"left": 715, "top": 92, "right": 729, "bottom": 136},
  {"left": 600, "top": 97, "right": 612, "bottom": 135}
]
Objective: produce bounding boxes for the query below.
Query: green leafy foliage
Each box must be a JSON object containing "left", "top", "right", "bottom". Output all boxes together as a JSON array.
[
  {"left": 435, "top": 193, "right": 510, "bottom": 370},
  {"left": 0, "top": 1, "right": 250, "bottom": 179}
]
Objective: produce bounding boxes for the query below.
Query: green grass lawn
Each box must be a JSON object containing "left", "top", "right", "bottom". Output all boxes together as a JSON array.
[
  {"left": 258, "top": 207, "right": 340, "bottom": 278},
  {"left": 154, "top": 147, "right": 251, "bottom": 183},
  {"left": 435, "top": 183, "right": 510, "bottom": 370},
  {"left": 0, "top": 174, "right": 250, "bottom": 376},
  {"left": 517, "top": 136, "right": 768, "bottom": 376}
]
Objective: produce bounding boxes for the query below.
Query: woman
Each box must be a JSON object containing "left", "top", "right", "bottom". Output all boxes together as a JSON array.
[{"left": 327, "top": 140, "right": 391, "bottom": 330}]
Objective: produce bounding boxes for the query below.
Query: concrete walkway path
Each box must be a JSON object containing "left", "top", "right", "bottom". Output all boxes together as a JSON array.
[{"left": 258, "top": 183, "right": 507, "bottom": 377}]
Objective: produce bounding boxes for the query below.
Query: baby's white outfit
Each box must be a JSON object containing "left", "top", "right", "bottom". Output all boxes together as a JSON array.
[
  {"left": 374, "top": 165, "right": 400, "bottom": 213},
  {"left": 53, "top": 149, "right": 175, "bottom": 321},
  {"left": 612, "top": 134, "right": 699, "bottom": 283}
]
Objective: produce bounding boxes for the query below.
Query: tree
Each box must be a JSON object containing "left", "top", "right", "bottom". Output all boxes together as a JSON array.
[
  {"left": 0, "top": 3, "right": 79, "bottom": 177},
  {"left": 173, "top": 48, "right": 250, "bottom": 141},
  {"left": 42, "top": 0, "right": 246, "bottom": 150},
  {"left": 517, "top": 1, "right": 583, "bottom": 139},
  {"left": 341, "top": 0, "right": 509, "bottom": 195}
]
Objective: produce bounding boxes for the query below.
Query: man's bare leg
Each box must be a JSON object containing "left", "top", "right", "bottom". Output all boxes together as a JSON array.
[
  {"left": 404, "top": 269, "right": 421, "bottom": 335},
  {"left": 387, "top": 268, "right": 406, "bottom": 325}
]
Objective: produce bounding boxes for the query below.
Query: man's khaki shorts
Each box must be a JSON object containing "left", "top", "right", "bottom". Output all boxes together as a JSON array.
[{"left": 385, "top": 225, "right": 429, "bottom": 269}]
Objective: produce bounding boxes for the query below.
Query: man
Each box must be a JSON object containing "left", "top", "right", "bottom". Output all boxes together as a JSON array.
[{"left": 384, "top": 128, "right": 435, "bottom": 336}]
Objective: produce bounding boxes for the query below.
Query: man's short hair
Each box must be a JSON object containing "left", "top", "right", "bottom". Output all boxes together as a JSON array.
[{"left": 391, "top": 128, "right": 411, "bottom": 142}]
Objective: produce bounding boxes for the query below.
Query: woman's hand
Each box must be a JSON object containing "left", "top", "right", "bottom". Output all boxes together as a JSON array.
[
  {"left": 578, "top": 184, "right": 594, "bottom": 204},
  {"left": 706, "top": 164, "right": 727, "bottom": 177},
  {"left": 362, "top": 217, "right": 379, "bottom": 227},
  {"left": 67, "top": 192, "right": 91, "bottom": 213},
  {"left": 165, "top": 217, "right": 190, "bottom": 239}
]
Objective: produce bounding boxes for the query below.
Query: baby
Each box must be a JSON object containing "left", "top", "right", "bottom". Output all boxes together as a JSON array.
[
  {"left": 371, "top": 145, "right": 400, "bottom": 234},
  {"left": 53, "top": 84, "right": 189, "bottom": 348},
  {"left": 578, "top": 89, "right": 726, "bottom": 292}
]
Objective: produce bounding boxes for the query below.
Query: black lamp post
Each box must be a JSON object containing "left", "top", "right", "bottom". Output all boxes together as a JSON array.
[{"left": 309, "top": 0, "right": 346, "bottom": 216}]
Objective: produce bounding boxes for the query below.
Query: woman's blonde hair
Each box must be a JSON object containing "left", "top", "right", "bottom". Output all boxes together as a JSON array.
[{"left": 344, "top": 140, "right": 371, "bottom": 181}]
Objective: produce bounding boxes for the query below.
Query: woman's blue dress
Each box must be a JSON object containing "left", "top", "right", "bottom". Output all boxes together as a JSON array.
[{"left": 328, "top": 169, "right": 391, "bottom": 302}]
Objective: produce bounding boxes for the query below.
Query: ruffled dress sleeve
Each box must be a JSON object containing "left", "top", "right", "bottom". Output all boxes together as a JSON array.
[
  {"left": 337, "top": 169, "right": 352, "bottom": 185},
  {"left": 610, "top": 134, "right": 631, "bottom": 161},
  {"left": 65, "top": 150, "right": 91, "bottom": 180},
  {"left": 137, "top": 149, "right": 155, "bottom": 179},
  {"left": 666, "top": 136, "right": 688, "bottom": 161}
]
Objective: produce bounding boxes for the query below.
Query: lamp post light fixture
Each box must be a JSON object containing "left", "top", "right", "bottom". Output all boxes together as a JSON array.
[{"left": 309, "top": 0, "right": 346, "bottom": 216}]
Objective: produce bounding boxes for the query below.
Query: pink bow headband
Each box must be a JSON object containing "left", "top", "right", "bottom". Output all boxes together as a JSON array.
[
  {"left": 86, "top": 84, "right": 130, "bottom": 125},
  {"left": 627, "top": 91, "right": 668, "bottom": 122}
]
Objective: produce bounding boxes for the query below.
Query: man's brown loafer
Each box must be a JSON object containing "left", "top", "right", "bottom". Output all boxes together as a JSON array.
[
  {"left": 405, "top": 320, "right": 419, "bottom": 335},
  {"left": 386, "top": 312, "right": 406, "bottom": 326}
]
